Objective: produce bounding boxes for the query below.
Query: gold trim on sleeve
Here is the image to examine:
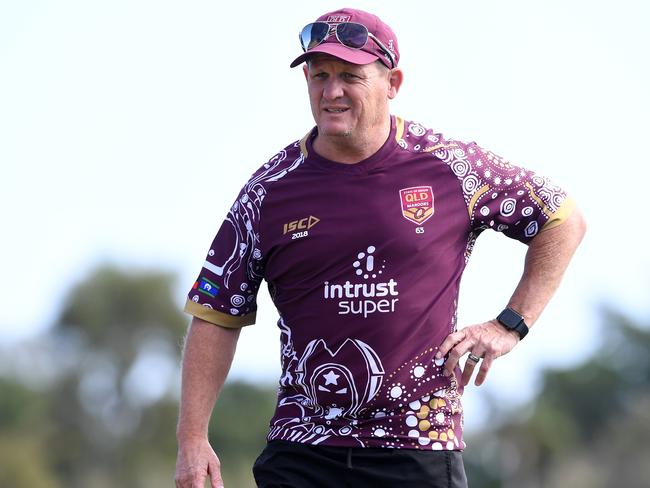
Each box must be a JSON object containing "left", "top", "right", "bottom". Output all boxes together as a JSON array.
[
  {"left": 184, "top": 299, "right": 256, "bottom": 328},
  {"left": 541, "top": 196, "right": 576, "bottom": 232},
  {"left": 524, "top": 184, "right": 576, "bottom": 232}
]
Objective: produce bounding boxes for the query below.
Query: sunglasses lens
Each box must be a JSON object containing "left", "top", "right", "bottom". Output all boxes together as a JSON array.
[
  {"left": 300, "top": 22, "right": 330, "bottom": 50},
  {"left": 335, "top": 22, "right": 368, "bottom": 49}
]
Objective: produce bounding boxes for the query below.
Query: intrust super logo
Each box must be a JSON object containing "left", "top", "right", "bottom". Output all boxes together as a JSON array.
[
  {"left": 399, "top": 186, "right": 434, "bottom": 225},
  {"left": 323, "top": 246, "right": 399, "bottom": 318}
]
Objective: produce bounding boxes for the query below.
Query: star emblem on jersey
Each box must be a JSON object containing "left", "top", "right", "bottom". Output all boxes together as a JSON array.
[
  {"left": 323, "top": 370, "right": 340, "bottom": 385},
  {"left": 399, "top": 186, "right": 434, "bottom": 225}
]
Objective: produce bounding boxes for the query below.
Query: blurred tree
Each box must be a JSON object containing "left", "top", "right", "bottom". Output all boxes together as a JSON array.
[
  {"left": 1, "top": 265, "right": 278, "bottom": 487},
  {"left": 209, "top": 381, "right": 278, "bottom": 487},
  {"left": 0, "top": 378, "right": 61, "bottom": 488},
  {"left": 57, "top": 265, "right": 187, "bottom": 361},
  {"left": 0, "top": 377, "right": 48, "bottom": 433},
  {"left": 45, "top": 265, "right": 188, "bottom": 487},
  {"left": 464, "top": 307, "right": 650, "bottom": 488}
]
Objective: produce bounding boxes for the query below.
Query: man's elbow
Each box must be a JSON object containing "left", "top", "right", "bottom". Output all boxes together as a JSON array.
[
  {"left": 535, "top": 204, "right": 586, "bottom": 251},
  {"left": 569, "top": 206, "right": 587, "bottom": 244},
  {"left": 553, "top": 205, "right": 587, "bottom": 254}
]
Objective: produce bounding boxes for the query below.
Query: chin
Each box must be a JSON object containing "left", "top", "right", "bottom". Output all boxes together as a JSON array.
[
  {"left": 318, "top": 123, "right": 353, "bottom": 138},
  {"left": 323, "top": 130, "right": 352, "bottom": 138}
]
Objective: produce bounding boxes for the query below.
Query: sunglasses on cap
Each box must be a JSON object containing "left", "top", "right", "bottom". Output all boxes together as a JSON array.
[{"left": 299, "top": 21, "right": 396, "bottom": 69}]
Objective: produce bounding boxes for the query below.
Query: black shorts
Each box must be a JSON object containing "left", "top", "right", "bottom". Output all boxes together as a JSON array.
[{"left": 253, "top": 440, "right": 468, "bottom": 488}]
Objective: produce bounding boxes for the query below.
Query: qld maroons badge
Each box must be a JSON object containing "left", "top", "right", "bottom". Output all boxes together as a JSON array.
[{"left": 399, "top": 186, "right": 434, "bottom": 225}]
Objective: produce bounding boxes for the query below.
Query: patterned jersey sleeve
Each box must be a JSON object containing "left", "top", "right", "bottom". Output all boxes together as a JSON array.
[
  {"left": 184, "top": 182, "right": 266, "bottom": 328},
  {"left": 456, "top": 141, "right": 575, "bottom": 243}
]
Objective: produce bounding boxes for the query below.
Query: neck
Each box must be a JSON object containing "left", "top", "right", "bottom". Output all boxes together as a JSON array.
[{"left": 312, "top": 117, "right": 392, "bottom": 164}]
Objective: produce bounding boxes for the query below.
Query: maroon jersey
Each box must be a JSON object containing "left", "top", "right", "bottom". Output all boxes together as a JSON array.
[{"left": 185, "top": 116, "right": 574, "bottom": 450}]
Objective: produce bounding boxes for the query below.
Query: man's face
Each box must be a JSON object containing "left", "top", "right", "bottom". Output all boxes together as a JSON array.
[{"left": 304, "top": 55, "right": 396, "bottom": 143}]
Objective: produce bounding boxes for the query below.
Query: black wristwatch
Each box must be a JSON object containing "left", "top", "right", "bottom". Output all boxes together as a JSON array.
[{"left": 496, "top": 308, "right": 529, "bottom": 340}]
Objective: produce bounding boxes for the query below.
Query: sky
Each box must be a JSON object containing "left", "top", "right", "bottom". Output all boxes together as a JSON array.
[{"left": 2, "top": 0, "right": 649, "bottom": 419}]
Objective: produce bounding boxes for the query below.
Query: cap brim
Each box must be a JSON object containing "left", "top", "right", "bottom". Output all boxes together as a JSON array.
[{"left": 290, "top": 43, "right": 379, "bottom": 68}]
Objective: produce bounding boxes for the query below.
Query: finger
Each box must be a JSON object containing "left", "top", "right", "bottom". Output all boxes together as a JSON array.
[
  {"left": 474, "top": 354, "right": 494, "bottom": 386},
  {"left": 208, "top": 461, "right": 224, "bottom": 488},
  {"left": 461, "top": 349, "right": 485, "bottom": 386},
  {"left": 443, "top": 338, "right": 474, "bottom": 376},
  {"left": 175, "top": 469, "right": 201, "bottom": 488},
  {"left": 191, "top": 478, "right": 203, "bottom": 488},
  {"left": 436, "top": 330, "right": 466, "bottom": 359},
  {"left": 461, "top": 355, "right": 480, "bottom": 386},
  {"left": 189, "top": 472, "right": 207, "bottom": 488}
]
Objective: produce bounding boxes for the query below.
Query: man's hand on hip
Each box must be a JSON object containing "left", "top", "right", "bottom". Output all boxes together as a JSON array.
[
  {"left": 175, "top": 436, "right": 224, "bottom": 488},
  {"left": 436, "top": 320, "right": 520, "bottom": 387}
]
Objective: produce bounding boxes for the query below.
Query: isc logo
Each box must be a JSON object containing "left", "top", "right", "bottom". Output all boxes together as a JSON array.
[{"left": 283, "top": 215, "right": 320, "bottom": 235}]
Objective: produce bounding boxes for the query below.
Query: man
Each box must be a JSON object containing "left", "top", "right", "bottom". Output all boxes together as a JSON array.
[{"left": 175, "top": 7, "right": 585, "bottom": 488}]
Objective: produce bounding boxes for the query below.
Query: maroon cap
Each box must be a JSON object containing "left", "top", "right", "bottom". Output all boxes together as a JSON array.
[{"left": 290, "top": 8, "right": 400, "bottom": 69}]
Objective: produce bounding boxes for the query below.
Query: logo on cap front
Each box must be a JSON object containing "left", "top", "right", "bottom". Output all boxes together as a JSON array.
[
  {"left": 326, "top": 15, "right": 352, "bottom": 23},
  {"left": 399, "top": 186, "right": 434, "bottom": 225}
]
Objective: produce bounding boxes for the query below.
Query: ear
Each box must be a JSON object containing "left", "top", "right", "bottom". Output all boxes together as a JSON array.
[
  {"left": 303, "top": 63, "right": 309, "bottom": 80},
  {"left": 387, "top": 68, "right": 404, "bottom": 100}
]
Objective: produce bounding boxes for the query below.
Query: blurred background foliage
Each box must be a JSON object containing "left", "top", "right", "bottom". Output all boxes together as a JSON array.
[{"left": 0, "top": 266, "right": 648, "bottom": 487}]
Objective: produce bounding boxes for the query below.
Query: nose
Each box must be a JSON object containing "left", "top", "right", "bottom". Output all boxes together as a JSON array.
[{"left": 322, "top": 77, "right": 344, "bottom": 101}]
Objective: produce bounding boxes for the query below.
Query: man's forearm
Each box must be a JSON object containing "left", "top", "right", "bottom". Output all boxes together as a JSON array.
[
  {"left": 437, "top": 206, "right": 586, "bottom": 385},
  {"left": 176, "top": 317, "right": 241, "bottom": 440},
  {"left": 508, "top": 207, "right": 587, "bottom": 327}
]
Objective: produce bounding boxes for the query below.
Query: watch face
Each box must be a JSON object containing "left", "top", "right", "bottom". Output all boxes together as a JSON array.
[
  {"left": 498, "top": 308, "right": 523, "bottom": 328},
  {"left": 497, "top": 308, "right": 529, "bottom": 340}
]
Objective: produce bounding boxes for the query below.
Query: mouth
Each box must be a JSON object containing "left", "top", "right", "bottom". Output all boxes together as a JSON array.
[{"left": 323, "top": 107, "right": 349, "bottom": 114}]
